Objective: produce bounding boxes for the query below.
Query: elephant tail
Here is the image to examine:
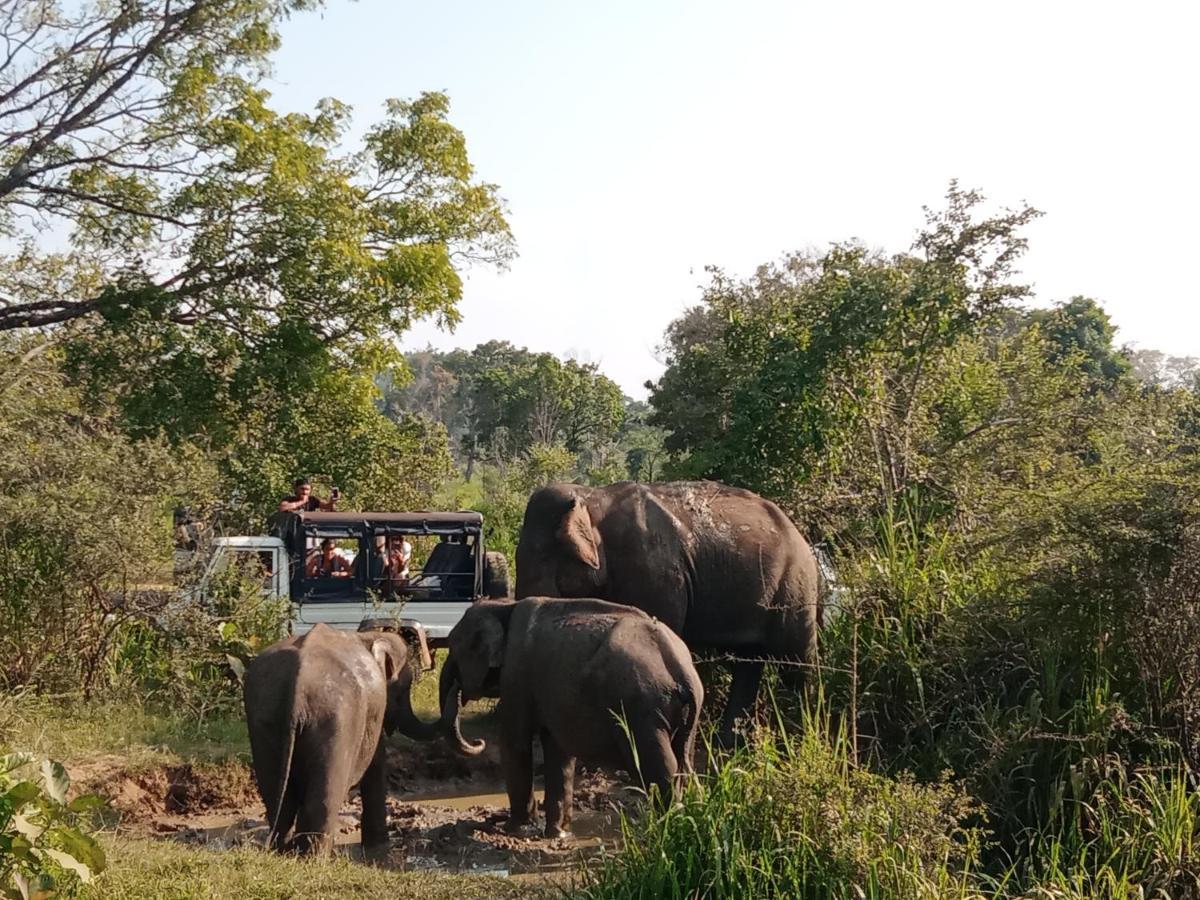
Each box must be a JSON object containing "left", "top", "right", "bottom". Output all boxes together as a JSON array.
[
  {"left": 675, "top": 674, "right": 703, "bottom": 776},
  {"left": 268, "top": 712, "right": 299, "bottom": 847}
]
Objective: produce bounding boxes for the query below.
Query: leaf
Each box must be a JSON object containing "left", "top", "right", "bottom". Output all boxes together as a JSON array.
[
  {"left": 218, "top": 621, "right": 238, "bottom": 642},
  {"left": 40, "top": 761, "right": 69, "bottom": 805},
  {"left": 12, "top": 813, "right": 45, "bottom": 840},
  {"left": 3, "top": 780, "right": 43, "bottom": 810},
  {"left": 42, "top": 847, "right": 96, "bottom": 884},
  {"left": 7, "top": 833, "right": 34, "bottom": 861},
  {"left": 47, "top": 826, "right": 106, "bottom": 877},
  {"left": 0, "top": 753, "right": 34, "bottom": 777},
  {"left": 66, "top": 794, "right": 108, "bottom": 814},
  {"left": 226, "top": 654, "right": 246, "bottom": 683}
]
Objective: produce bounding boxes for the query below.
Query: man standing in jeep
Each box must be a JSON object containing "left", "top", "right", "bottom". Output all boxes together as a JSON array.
[{"left": 278, "top": 477, "right": 339, "bottom": 513}]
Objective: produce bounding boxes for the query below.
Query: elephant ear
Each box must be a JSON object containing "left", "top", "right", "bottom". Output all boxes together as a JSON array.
[
  {"left": 370, "top": 640, "right": 399, "bottom": 681},
  {"left": 479, "top": 612, "right": 507, "bottom": 669},
  {"left": 557, "top": 497, "right": 600, "bottom": 570}
]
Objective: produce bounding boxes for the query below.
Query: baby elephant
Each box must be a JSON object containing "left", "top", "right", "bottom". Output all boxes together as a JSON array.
[
  {"left": 437, "top": 597, "right": 703, "bottom": 838},
  {"left": 243, "top": 622, "right": 438, "bottom": 854}
]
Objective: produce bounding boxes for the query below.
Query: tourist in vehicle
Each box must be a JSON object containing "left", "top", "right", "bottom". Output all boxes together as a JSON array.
[
  {"left": 355, "top": 537, "right": 390, "bottom": 590},
  {"left": 306, "top": 538, "right": 352, "bottom": 578},
  {"left": 278, "top": 477, "right": 339, "bottom": 513},
  {"left": 388, "top": 536, "right": 412, "bottom": 584}
]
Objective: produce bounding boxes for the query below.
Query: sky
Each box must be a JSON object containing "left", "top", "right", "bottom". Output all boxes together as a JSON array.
[{"left": 267, "top": 0, "right": 1199, "bottom": 398}]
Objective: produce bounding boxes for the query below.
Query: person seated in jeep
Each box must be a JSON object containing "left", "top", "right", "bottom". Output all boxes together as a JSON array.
[
  {"left": 389, "top": 536, "right": 412, "bottom": 583},
  {"left": 278, "top": 477, "right": 339, "bottom": 513},
  {"left": 306, "top": 538, "right": 352, "bottom": 578}
]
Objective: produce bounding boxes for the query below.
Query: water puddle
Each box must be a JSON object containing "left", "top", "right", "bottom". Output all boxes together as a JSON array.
[{"left": 162, "top": 776, "right": 629, "bottom": 882}]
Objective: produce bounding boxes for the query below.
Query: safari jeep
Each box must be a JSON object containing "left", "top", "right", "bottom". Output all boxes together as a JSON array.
[{"left": 188, "top": 510, "right": 509, "bottom": 659}]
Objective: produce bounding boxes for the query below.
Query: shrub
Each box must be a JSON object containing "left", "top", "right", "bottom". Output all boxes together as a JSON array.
[
  {"left": 0, "top": 754, "right": 106, "bottom": 898},
  {"left": 107, "top": 556, "right": 288, "bottom": 720},
  {"left": 0, "top": 339, "right": 216, "bottom": 696},
  {"left": 580, "top": 721, "right": 987, "bottom": 900}
]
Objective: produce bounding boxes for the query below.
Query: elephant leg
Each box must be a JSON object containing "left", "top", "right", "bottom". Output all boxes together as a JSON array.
[
  {"left": 634, "top": 726, "right": 678, "bottom": 809},
  {"left": 359, "top": 740, "right": 389, "bottom": 850},
  {"left": 289, "top": 737, "right": 352, "bottom": 856},
  {"left": 777, "top": 656, "right": 808, "bottom": 694},
  {"left": 271, "top": 779, "right": 301, "bottom": 852},
  {"left": 717, "top": 660, "right": 764, "bottom": 749},
  {"left": 501, "top": 704, "right": 537, "bottom": 833},
  {"left": 540, "top": 728, "right": 575, "bottom": 839},
  {"left": 249, "top": 722, "right": 303, "bottom": 852}
]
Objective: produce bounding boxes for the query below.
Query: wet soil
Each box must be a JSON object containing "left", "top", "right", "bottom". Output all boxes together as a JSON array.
[{"left": 81, "top": 734, "right": 639, "bottom": 883}]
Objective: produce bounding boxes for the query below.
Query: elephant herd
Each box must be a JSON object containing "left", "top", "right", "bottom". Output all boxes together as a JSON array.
[{"left": 243, "top": 480, "right": 821, "bottom": 854}]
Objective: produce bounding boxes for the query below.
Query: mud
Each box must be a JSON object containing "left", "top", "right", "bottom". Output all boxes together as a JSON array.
[{"left": 83, "top": 736, "right": 638, "bottom": 882}]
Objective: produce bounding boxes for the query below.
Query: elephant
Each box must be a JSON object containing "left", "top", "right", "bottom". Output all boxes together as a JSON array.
[
  {"left": 515, "top": 480, "right": 819, "bottom": 744},
  {"left": 435, "top": 597, "right": 703, "bottom": 838},
  {"left": 242, "top": 622, "right": 438, "bottom": 854}
]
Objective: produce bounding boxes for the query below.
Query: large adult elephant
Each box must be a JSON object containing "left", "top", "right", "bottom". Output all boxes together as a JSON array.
[
  {"left": 515, "top": 480, "right": 819, "bottom": 743},
  {"left": 243, "top": 623, "right": 439, "bottom": 854}
]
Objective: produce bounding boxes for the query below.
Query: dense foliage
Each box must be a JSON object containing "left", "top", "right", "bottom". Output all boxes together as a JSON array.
[
  {"left": 382, "top": 341, "right": 632, "bottom": 479},
  {"left": 0, "top": 754, "right": 106, "bottom": 898},
  {"left": 3, "top": 4, "right": 1199, "bottom": 897},
  {"left": 645, "top": 184, "right": 1200, "bottom": 893}
]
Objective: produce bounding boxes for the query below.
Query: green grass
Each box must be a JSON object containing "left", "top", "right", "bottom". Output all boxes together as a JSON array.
[
  {"left": 81, "top": 837, "right": 547, "bottom": 899},
  {"left": 578, "top": 710, "right": 991, "bottom": 900},
  {"left": 0, "top": 693, "right": 248, "bottom": 771}
]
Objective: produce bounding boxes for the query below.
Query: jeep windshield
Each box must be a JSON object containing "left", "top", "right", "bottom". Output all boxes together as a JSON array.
[{"left": 268, "top": 511, "right": 484, "bottom": 605}]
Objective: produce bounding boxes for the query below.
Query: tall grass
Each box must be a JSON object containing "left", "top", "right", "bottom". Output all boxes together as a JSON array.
[
  {"left": 577, "top": 718, "right": 1200, "bottom": 899},
  {"left": 578, "top": 712, "right": 989, "bottom": 900}
]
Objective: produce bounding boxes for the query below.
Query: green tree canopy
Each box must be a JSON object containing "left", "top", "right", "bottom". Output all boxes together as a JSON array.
[
  {"left": 1028, "top": 296, "right": 1131, "bottom": 386},
  {"left": 649, "top": 183, "right": 1042, "bottom": 510},
  {"left": 385, "top": 342, "right": 626, "bottom": 468}
]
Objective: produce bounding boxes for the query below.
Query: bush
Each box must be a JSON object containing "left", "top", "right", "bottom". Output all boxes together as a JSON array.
[
  {"left": 0, "top": 339, "right": 216, "bottom": 696},
  {"left": 580, "top": 721, "right": 987, "bottom": 900},
  {"left": 1021, "top": 767, "right": 1200, "bottom": 899},
  {"left": 0, "top": 754, "right": 106, "bottom": 898},
  {"left": 107, "top": 557, "right": 288, "bottom": 720}
]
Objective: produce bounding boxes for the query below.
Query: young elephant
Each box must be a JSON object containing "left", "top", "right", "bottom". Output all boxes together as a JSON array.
[
  {"left": 437, "top": 597, "right": 703, "bottom": 838},
  {"left": 243, "top": 623, "right": 438, "bottom": 854}
]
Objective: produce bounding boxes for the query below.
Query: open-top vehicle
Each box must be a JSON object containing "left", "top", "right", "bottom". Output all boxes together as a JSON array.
[{"left": 186, "top": 509, "right": 510, "bottom": 662}]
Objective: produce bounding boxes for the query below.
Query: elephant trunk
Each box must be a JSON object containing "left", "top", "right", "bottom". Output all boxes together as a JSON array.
[
  {"left": 438, "top": 657, "right": 486, "bottom": 756},
  {"left": 389, "top": 665, "right": 442, "bottom": 742}
]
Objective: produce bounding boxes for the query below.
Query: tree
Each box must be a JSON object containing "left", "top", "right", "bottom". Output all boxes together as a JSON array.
[
  {"left": 0, "top": 337, "right": 216, "bottom": 692},
  {"left": 1, "top": 1, "right": 515, "bottom": 472},
  {"left": 1028, "top": 296, "right": 1131, "bottom": 387},
  {"left": 620, "top": 398, "right": 667, "bottom": 482},
  {"left": 385, "top": 342, "right": 625, "bottom": 473},
  {"left": 0, "top": 2, "right": 513, "bottom": 338},
  {"left": 649, "top": 183, "right": 1042, "bottom": 511},
  {"left": 1127, "top": 348, "right": 1200, "bottom": 391}
]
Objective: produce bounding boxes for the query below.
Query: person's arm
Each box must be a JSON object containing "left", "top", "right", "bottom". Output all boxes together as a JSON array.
[
  {"left": 279, "top": 497, "right": 301, "bottom": 512},
  {"left": 304, "top": 553, "right": 318, "bottom": 577}
]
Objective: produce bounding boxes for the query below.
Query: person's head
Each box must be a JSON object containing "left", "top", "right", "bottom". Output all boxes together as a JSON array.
[
  {"left": 293, "top": 477, "right": 311, "bottom": 501},
  {"left": 375, "top": 536, "right": 387, "bottom": 551},
  {"left": 320, "top": 538, "right": 334, "bottom": 554}
]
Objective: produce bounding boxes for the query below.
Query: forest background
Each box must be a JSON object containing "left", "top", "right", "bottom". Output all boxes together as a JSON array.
[{"left": 5, "top": 2, "right": 1200, "bottom": 897}]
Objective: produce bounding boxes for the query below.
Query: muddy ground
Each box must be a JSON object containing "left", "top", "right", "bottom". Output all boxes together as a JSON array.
[{"left": 77, "top": 729, "right": 640, "bottom": 884}]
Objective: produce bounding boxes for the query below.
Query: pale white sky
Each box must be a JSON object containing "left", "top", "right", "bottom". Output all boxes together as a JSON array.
[{"left": 269, "top": 0, "right": 1199, "bottom": 397}]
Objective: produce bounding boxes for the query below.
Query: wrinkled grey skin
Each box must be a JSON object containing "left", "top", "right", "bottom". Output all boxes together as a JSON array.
[
  {"left": 515, "top": 481, "right": 819, "bottom": 744},
  {"left": 437, "top": 598, "right": 703, "bottom": 839},
  {"left": 243, "top": 623, "right": 439, "bottom": 854}
]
